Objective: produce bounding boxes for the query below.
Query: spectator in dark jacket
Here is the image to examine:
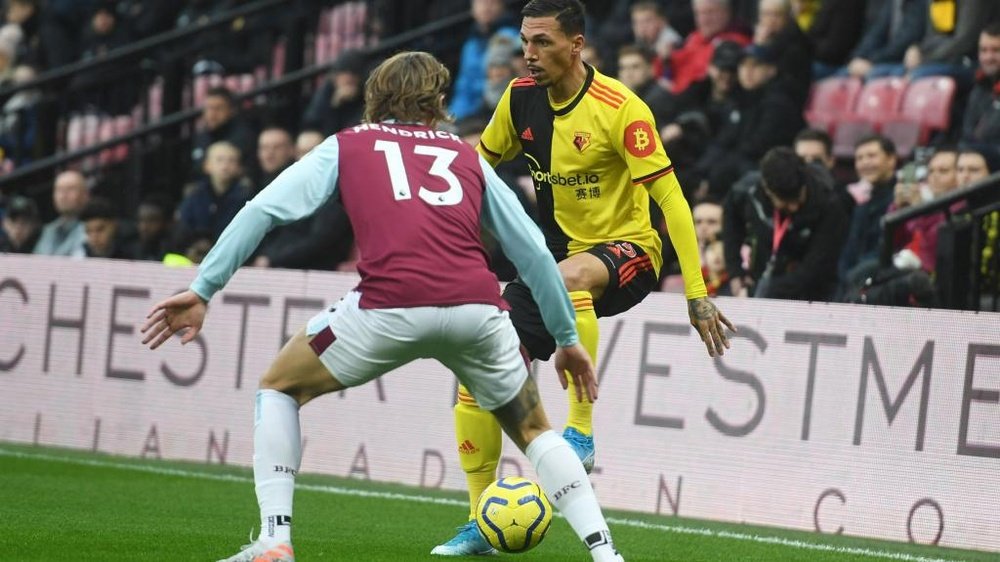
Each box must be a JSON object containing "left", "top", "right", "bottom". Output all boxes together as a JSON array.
[
  {"left": 807, "top": 0, "right": 866, "bottom": 79},
  {"left": 302, "top": 50, "right": 366, "bottom": 136},
  {"left": 961, "top": 23, "right": 1000, "bottom": 146},
  {"left": 723, "top": 147, "right": 848, "bottom": 301},
  {"left": 125, "top": 193, "right": 174, "bottom": 261},
  {"left": 752, "top": 0, "right": 813, "bottom": 107},
  {"left": 80, "top": 197, "right": 132, "bottom": 259},
  {"left": 616, "top": 44, "right": 675, "bottom": 125},
  {"left": 700, "top": 43, "right": 803, "bottom": 198},
  {"left": 844, "top": 0, "right": 926, "bottom": 80},
  {"left": 839, "top": 134, "right": 898, "bottom": 280},
  {"left": 71, "top": 2, "right": 137, "bottom": 115},
  {"left": 0, "top": 195, "right": 40, "bottom": 253},
  {"left": 190, "top": 86, "right": 257, "bottom": 178},
  {"left": 899, "top": 0, "right": 1000, "bottom": 87},
  {"left": 255, "top": 126, "right": 295, "bottom": 190},
  {"left": 178, "top": 141, "right": 251, "bottom": 239}
]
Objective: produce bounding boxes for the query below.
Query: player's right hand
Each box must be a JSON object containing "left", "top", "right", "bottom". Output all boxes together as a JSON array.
[
  {"left": 141, "top": 290, "right": 207, "bottom": 350},
  {"left": 554, "top": 343, "right": 598, "bottom": 402}
]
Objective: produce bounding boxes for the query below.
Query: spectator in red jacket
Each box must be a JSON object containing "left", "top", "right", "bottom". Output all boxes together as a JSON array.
[{"left": 667, "top": 0, "right": 751, "bottom": 94}]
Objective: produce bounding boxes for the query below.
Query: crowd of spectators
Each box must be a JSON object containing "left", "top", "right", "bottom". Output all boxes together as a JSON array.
[{"left": 0, "top": 0, "right": 999, "bottom": 309}]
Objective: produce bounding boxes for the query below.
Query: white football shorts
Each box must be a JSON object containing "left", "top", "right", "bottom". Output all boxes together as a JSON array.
[{"left": 305, "top": 291, "right": 529, "bottom": 411}]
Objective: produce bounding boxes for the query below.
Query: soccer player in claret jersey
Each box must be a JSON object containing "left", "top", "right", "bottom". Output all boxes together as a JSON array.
[
  {"left": 141, "top": 51, "right": 626, "bottom": 562},
  {"left": 433, "top": 0, "right": 734, "bottom": 556}
]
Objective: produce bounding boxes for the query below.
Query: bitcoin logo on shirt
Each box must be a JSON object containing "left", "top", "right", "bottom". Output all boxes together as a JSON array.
[{"left": 624, "top": 121, "right": 656, "bottom": 158}]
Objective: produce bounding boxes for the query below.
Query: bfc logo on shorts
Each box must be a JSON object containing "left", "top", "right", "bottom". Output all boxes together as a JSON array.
[
  {"left": 458, "top": 439, "right": 480, "bottom": 455},
  {"left": 624, "top": 120, "right": 656, "bottom": 158}
]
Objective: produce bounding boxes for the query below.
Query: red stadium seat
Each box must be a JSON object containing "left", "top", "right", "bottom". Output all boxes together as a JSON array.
[
  {"left": 849, "top": 77, "right": 907, "bottom": 128},
  {"left": 883, "top": 76, "right": 957, "bottom": 147},
  {"left": 804, "top": 76, "right": 862, "bottom": 135},
  {"left": 832, "top": 119, "right": 876, "bottom": 159}
]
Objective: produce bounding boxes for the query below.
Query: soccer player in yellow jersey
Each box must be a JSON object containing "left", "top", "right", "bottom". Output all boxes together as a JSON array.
[{"left": 433, "top": 0, "right": 734, "bottom": 555}]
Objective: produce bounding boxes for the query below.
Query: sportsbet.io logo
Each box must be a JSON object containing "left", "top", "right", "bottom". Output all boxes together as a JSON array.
[
  {"left": 524, "top": 153, "right": 599, "bottom": 189},
  {"left": 625, "top": 120, "right": 656, "bottom": 158}
]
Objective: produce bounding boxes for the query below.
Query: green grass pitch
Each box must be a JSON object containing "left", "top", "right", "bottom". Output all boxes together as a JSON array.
[{"left": 0, "top": 443, "right": 993, "bottom": 561}]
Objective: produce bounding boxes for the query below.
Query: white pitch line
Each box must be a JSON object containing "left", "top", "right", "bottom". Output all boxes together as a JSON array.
[{"left": 0, "top": 447, "right": 970, "bottom": 562}]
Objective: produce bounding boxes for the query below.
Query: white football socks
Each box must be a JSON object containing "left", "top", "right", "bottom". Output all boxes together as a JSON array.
[
  {"left": 526, "top": 430, "right": 620, "bottom": 561},
  {"left": 253, "top": 389, "right": 302, "bottom": 546}
]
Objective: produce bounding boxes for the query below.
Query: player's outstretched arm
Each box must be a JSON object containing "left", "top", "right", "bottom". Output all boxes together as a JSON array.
[
  {"left": 645, "top": 171, "right": 736, "bottom": 357},
  {"left": 141, "top": 290, "right": 206, "bottom": 350},
  {"left": 688, "top": 297, "right": 735, "bottom": 358},
  {"left": 554, "top": 343, "right": 598, "bottom": 402}
]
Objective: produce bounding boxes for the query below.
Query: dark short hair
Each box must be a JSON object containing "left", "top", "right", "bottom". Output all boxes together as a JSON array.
[
  {"left": 139, "top": 192, "right": 175, "bottom": 216},
  {"left": 983, "top": 21, "right": 1000, "bottom": 38},
  {"left": 760, "top": 147, "right": 805, "bottom": 201},
  {"left": 79, "top": 197, "right": 117, "bottom": 222},
  {"left": 618, "top": 44, "right": 655, "bottom": 65},
  {"left": 522, "top": 0, "right": 585, "bottom": 36},
  {"left": 205, "top": 86, "right": 237, "bottom": 107},
  {"left": 854, "top": 133, "right": 896, "bottom": 157},
  {"left": 630, "top": 1, "right": 665, "bottom": 19},
  {"left": 958, "top": 146, "right": 1000, "bottom": 173},
  {"left": 794, "top": 128, "right": 832, "bottom": 156}
]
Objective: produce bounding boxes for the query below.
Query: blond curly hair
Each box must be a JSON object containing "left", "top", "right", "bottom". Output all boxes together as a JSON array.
[{"left": 363, "top": 51, "right": 452, "bottom": 126}]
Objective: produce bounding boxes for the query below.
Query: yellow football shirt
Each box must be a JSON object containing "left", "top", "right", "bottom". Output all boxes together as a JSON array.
[{"left": 477, "top": 65, "right": 675, "bottom": 273}]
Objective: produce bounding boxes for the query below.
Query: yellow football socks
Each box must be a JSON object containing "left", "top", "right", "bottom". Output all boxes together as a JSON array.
[
  {"left": 454, "top": 385, "right": 502, "bottom": 520},
  {"left": 566, "top": 290, "right": 598, "bottom": 436}
]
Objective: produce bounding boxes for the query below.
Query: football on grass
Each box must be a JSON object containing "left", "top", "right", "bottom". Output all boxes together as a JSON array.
[{"left": 475, "top": 476, "right": 553, "bottom": 553}]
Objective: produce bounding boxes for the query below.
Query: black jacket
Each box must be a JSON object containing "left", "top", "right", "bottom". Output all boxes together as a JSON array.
[
  {"left": 723, "top": 165, "right": 848, "bottom": 301},
  {"left": 961, "top": 71, "right": 1000, "bottom": 145}
]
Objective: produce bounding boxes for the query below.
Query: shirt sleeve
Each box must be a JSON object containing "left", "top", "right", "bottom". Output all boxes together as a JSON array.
[
  {"left": 478, "top": 156, "right": 579, "bottom": 348},
  {"left": 190, "top": 135, "right": 342, "bottom": 302},
  {"left": 476, "top": 79, "right": 521, "bottom": 167},
  {"left": 645, "top": 171, "right": 708, "bottom": 300},
  {"left": 611, "top": 96, "right": 674, "bottom": 185}
]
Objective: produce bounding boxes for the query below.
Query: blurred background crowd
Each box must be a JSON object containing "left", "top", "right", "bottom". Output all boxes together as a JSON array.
[{"left": 0, "top": 0, "right": 997, "bottom": 310}]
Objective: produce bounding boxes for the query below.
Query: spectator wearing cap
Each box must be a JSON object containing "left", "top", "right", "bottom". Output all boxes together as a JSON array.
[
  {"left": 80, "top": 197, "right": 132, "bottom": 259},
  {"left": 751, "top": 0, "right": 812, "bottom": 107},
  {"left": 449, "top": 0, "right": 518, "bottom": 121},
  {"left": 302, "top": 50, "right": 366, "bottom": 136},
  {"left": 961, "top": 23, "right": 1000, "bottom": 146},
  {"left": 699, "top": 42, "right": 803, "bottom": 199},
  {"left": 34, "top": 170, "right": 89, "bottom": 257},
  {"left": 0, "top": 195, "right": 40, "bottom": 253},
  {"left": 657, "top": 40, "right": 744, "bottom": 198},
  {"left": 667, "top": 0, "right": 751, "bottom": 94}
]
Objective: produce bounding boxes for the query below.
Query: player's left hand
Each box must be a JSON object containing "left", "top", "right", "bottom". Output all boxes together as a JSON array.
[
  {"left": 141, "top": 290, "right": 207, "bottom": 350},
  {"left": 688, "top": 297, "right": 735, "bottom": 358}
]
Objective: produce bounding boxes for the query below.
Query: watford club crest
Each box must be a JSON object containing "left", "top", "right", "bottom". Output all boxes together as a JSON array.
[{"left": 573, "top": 131, "right": 591, "bottom": 153}]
